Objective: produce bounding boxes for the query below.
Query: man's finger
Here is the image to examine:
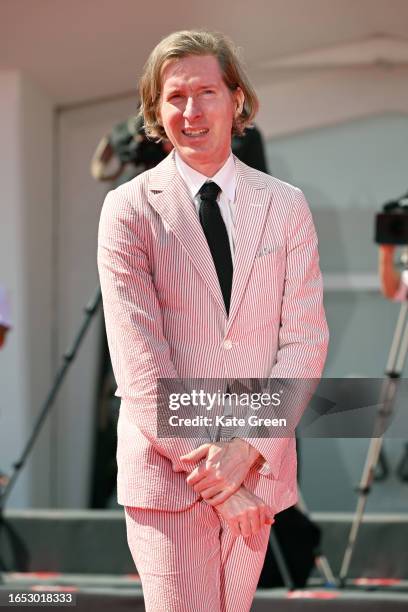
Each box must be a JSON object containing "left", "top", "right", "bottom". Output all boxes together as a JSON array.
[
  {"left": 265, "top": 507, "right": 275, "bottom": 524},
  {"left": 186, "top": 464, "right": 209, "bottom": 486},
  {"left": 239, "top": 518, "right": 251, "bottom": 538},
  {"left": 204, "top": 487, "right": 237, "bottom": 506},
  {"left": 249, "top": 512, "right": 260, "bottom": 536},
  {"left": 180, "top": 443, "right": 211, "bottom": 462},
  {"left": 197, "top": 483, "right": 223, "bottom": 499},
  {"left": 259, "top": 506, "right": 266, "bottom": 528},
  {"left": 229, "top": 520, "right": 241, "bottom": 538},
  {"left": 193, "top": 479, "right": 219, "bottom": 494}
]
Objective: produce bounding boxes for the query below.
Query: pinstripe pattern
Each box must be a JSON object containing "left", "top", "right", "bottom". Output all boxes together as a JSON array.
[
  {"left": 125, "top": 501, "right": 271, "bottom": 612},
  {"left": 97, "top": 149, "right": 329, "bottom": 511}
]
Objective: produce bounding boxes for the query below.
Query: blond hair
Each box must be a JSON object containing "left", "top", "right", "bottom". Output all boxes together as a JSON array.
[{"left": 139, "top": 30, "right": 259, "bottom": 140}]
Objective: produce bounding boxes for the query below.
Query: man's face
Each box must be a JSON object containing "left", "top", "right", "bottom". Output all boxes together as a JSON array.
[{"left": 158, "top": 54, "right": 244, "bottom": 176}]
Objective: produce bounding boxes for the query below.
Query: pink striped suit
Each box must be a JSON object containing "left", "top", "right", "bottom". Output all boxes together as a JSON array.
[{"left": 97, "top": 150, "right": 328, "bottom": 611}]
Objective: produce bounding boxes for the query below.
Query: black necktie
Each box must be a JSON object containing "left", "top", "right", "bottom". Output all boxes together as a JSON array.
[{"left": 198, "top": 181, "right": 233, "bottom": 314}]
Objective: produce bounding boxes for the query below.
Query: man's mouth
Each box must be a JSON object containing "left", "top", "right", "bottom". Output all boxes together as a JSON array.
[{"left": 182, "top": 128, "right": 209, "bottom": 137}]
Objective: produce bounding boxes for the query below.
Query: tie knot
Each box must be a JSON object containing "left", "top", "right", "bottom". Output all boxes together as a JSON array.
[{"left": 198, "top": 181, "right": 221, "bottom": 202}]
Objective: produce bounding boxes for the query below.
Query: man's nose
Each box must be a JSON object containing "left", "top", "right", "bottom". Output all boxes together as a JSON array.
[{"left": 183, "top": 96, "right": 202, "bottom": 120}]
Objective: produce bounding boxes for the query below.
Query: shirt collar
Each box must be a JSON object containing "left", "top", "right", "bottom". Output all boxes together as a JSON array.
[{"left": 175, "top": 150, "right": 236, "bottom": 202}]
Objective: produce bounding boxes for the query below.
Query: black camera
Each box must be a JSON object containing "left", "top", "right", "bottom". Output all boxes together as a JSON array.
[
  {"left": 109, "top": 115, "right": 168, "bottom": 169},
  {"left": 375, "top": 193, "right": 408, "bottom": 245}
]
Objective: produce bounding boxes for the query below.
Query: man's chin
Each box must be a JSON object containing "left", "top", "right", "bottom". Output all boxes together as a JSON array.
[
  {"left": 179, "top": 143, "right": 209, "bottom": 155},
  {"left": 177, "top": 147, "right": 212, "bottom": 164}
]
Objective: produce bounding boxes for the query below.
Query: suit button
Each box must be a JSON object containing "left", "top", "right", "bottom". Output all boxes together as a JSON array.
[{"left": 223, "top": 339, "right": 233, "bottom": 350}]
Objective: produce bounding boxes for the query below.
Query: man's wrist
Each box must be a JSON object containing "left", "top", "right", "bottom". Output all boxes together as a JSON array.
[{"left": 230, "top": 438, "right": 261, "bottom": 467}]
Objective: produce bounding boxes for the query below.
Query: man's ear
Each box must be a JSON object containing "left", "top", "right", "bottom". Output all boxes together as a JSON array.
[{"left": 234, "top": 87, "right": 245, "bottom": 116}]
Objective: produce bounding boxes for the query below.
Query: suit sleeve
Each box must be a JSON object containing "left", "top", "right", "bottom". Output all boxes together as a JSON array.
[
  {"left": 244, "top": 187, "right": 329, "bottom": 478},
  {"left": 97, "top": 188, "right": 209, "bottom": 473}
]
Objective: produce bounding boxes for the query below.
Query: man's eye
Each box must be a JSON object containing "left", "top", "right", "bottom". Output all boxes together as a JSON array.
[{"left": 203, "top": 90, "right": 215, "bottom": 94}]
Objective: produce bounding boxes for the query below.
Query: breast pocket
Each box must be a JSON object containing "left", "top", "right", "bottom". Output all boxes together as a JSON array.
[
  {"left": 255, "top": 243, "right": 285, "bottom": 259},
  {"left": 252, "top": 246, "right": 286, "bottom": 280},
  {"left": 239, "top": 247, "right": 286, "bottom": 328}
]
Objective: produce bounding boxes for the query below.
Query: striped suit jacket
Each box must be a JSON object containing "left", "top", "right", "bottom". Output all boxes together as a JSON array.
[{"left": 97, "top": 150, "right": 329, "bottom": 511}]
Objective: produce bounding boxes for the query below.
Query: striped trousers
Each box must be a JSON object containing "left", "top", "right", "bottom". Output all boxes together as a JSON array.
[{"left": 125, "top": 500, "right": 271, "bottom": 612}]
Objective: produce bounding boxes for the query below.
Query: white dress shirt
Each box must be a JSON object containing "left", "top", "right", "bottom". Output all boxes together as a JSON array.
[{"left": 175, "top": 151, "right": 236, "bottom": 263}]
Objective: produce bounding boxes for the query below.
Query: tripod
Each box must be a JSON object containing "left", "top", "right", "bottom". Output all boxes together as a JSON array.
[
  {"left": 339, "top": 266, "right": 408, "bottom": 586},
  {"left": 0, "top": 287, "right": 102, "bottom": 512},
  {"left": 0, "top": 287, "right": 102, "bottom": 578}
]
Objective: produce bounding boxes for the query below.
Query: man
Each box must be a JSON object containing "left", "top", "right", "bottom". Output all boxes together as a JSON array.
[
  {"left": 379, "top": 244, "right": 408, "bottom": 300},
  {"left": 98, "top": 30, "right": 328, "bottom": 612}
]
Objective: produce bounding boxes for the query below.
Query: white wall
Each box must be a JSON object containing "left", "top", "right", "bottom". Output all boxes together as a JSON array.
[
  {"left": 256, "top": 66, "right": 408, "bottom": 139},
  {"left": 0, "top": 71, "right": 53, "bottom": 508}
]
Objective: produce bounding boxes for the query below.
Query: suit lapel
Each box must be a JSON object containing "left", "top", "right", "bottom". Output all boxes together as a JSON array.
[
  {"left": 227, "top": 158, "right": 271, "bottom": 332},
  {"left": 148, "top": 152, "right": 226, "bottom": 312},
  {"left": 147, "top": 152, "right": 272, "bottom": 323}
]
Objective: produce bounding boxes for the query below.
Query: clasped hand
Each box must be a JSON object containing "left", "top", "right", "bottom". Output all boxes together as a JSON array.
[
  {"left": 181, "top": 438, "right": 259, "bottom": 505},
  {"left": 215, "top": 485, "right": 274, "bottom": 537},
  {"left": 181, "top": 439, "right": 274, "bottom": 537}
]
